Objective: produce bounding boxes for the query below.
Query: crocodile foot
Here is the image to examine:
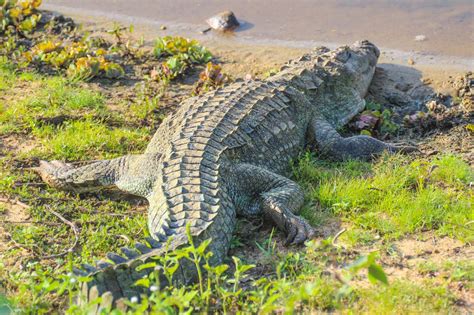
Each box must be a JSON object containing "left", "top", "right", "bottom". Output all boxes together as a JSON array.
[
  {"left": 284, "top": 213, "right": 316, "bottom": 246},
  {"left": 34, "top": 160, "right": 74, "bottom": 189}
]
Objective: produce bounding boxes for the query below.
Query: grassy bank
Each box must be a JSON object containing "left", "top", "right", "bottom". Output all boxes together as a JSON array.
[
  {"left": 1, "top": 57, "right": 472, "bottom": 313},
  {"left": 1, "top": 1, "right": 473, "bottom": 313}
]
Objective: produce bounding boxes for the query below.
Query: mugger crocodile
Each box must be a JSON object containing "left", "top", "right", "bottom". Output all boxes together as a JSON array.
[{"left": 35, "top": 40, "right": 408, "bottom": 307}]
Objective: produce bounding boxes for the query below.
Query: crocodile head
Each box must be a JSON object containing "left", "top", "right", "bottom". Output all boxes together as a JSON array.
[
  {"left": 298, "top": 40, "right": 381, "bottom": 127},
  {"left": 345, "top": 40, "right": 380, "bottom": 97},
  {"left": 314, "top": 40, "right": 379, "bottom": 98}
]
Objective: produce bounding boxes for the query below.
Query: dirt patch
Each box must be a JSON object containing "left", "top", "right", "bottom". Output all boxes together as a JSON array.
[
  {"left": 0, "top": 199, "right": 32, "bottom": 266},
  {"left": 0, "top": 135, "right": 38, "bottom": 157},
  {"left": 381, "top": 234, "right": 473, "bottom": 312},
  {"left": 419, "top": 124, "right": 474, "bottom": 166}
]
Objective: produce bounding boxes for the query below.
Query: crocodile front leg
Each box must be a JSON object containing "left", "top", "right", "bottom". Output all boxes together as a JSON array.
[
  {"left": 311, "top": 116, "right": 413, "bottom": 161},
  {"left": 233, "top": 163, "right": 315, "bottom": 245}
]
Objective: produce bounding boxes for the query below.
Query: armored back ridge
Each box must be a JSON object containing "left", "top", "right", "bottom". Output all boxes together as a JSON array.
[{"left": 36, "top": 40, "right": 408, "bottom": 308}]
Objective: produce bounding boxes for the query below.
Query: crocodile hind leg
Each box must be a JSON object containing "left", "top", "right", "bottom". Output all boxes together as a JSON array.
[
  {"left": 233, "top": 163, "right": 315, "bottom": 245},
  {"left": 311, "top": 116, "right": 414, "bottom": 161},
  {"left": 35, "top": 155, "right": 146, "bottom": 194}
]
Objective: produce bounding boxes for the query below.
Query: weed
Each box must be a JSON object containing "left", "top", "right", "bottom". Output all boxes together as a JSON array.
[
  {"left": 153, "top": 36, "right": 212, "bottom": 82},
  {"left": 192, "top": 62, "right": 229, "bottom": 96},
  {"left": 351, "top": 101, "right": 399, "bottom": 137},
  {"left": 353, "top": 280, "right": 457, "bottom": 313},
  {"left": 0, "top": 0, "right": 42, "bottom": 35}
]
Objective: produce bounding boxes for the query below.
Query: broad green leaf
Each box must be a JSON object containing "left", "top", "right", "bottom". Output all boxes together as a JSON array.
[
  {"left": 134, "top": 278, "right": 150, "bottom": 288},
  {"left": 368, "top": 264, "right": 389, "bottom": 285},
  {"left": 135, "top": 262, "right": 157, "bottom": 271}
]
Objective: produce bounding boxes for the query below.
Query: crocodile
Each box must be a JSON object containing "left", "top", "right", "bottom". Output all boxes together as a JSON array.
[{"left": 36, "top": 40, "right": 407, "bottom": 308}]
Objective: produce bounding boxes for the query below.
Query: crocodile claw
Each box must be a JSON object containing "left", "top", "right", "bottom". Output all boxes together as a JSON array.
[{"left": 284, "top": 214, "right": 316, "bottom": 246}]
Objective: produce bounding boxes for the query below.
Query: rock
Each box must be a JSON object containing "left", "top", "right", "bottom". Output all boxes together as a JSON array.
[
  {"left": 407, "top": 58, "right": 415, "bottom": 65},
  {"left": 425, "top": 100, "right": 447, "bottom": 113},
  {"left": 206, "top": 11, "right": 240, "bottom": 31},
  {"left": 160, "top": 25, "right": 167, "bottom": 30},
  {"left": 415, "top": 34, "right": 427, "bottom": 42}
]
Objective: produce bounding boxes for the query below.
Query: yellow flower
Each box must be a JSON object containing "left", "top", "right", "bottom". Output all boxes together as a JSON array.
[
  {"left": 32, "top": 0, "right": 42, "bottom": 9},
  {"left": 9, "top": 7, "right": 22, "bottom": 19}
]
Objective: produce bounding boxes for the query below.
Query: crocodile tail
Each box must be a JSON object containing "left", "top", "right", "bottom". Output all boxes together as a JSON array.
[
  {"left": 73, "top": 234, "right": 188, "bottom": 310},
  {"left": 73, "top": 186, "right": 236, "bottom": 310}
]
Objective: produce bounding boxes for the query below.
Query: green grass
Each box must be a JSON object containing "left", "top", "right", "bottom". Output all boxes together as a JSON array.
[
  {"left": 353, "top": 280, "right": 457, "bottom": 313},
  {"left": 0, "top": 74, "right": 106, "bottom": 134},
  {"left": 295, "top": 153, "right": 473, "bottom": 244},
  {"left": 417, "top": 259, "right": 474, "bottom": 287},
  {"left": 32, "top": 119, "right": 149, "bottom": 160},
  {"left": 0, "top": 59, "right": 150, "bottom": 160}
]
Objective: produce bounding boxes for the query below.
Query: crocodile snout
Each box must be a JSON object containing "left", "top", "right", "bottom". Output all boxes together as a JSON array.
[{"left": 352, "top": 40, "right": 380, "bottom": 58}]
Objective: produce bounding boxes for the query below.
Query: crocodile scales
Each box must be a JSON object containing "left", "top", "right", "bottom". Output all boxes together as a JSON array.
[{"left": 36, "top": 40, "right": 405, "bottom": 307}]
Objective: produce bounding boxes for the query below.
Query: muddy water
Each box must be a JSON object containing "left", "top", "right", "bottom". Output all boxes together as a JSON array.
[{"left": 43, "top": 0, "right": 473, "bottom": 60}]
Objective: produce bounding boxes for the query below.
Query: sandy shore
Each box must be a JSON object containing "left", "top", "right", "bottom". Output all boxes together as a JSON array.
[
  {"left": 42, "top": 0, "right": 473, "bottom": 78},
  {"left": 43, "top": 9, "right": 467, "bottom": 105},
  {"left": 43, "top": 0, "right": 474, "bottom": 59}
]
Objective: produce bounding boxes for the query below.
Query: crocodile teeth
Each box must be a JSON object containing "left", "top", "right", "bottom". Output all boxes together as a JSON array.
[
  {"left": 145, "top": 237, "right": 162, "bottom": 249},
  {"left": 120, "top": 247, "right": 139, "bottom": 259},
  {"left": 96, "top": 260, "right": 112, "bottom": 269},
  {"left": 81, "top": 263, "right": 98, "bottom": 273},
  {"left": 135, "top": 242, "right": 152, "bottom": 254},
  {"left": 106, "top": 253, "right": 128, "bottom": 264}
]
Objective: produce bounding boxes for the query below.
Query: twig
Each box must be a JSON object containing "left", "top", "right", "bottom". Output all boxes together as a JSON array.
[
  {"left": 332, "top": 228, "right": 347, "bottom": 246},
  {"left": 3, "top": 220, "right": 63, "bottom": 226},
  {"left": 200, "top": 27, "right": 212, "bottom": 34},
  {"left": 40, "top": 206, "right": 80, "bottom": 259},
  {"left": 14, "top": 182, "right": 46, "bottom": 187}
]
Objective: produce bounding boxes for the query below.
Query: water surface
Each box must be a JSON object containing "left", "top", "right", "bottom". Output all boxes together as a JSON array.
[{"left": 43, "top": 0, "right": 473, "bottom": 58}]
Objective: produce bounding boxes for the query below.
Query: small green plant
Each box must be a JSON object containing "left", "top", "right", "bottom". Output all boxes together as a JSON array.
[
  {"left": 106, "top": 22, "right": 144, "bottom": 58},
  {"left": 192, "top": 62, "right": 229, "bottom": 95},
  {"left": 0, "top": 0, "right": 42, "bottom": 34},
  {"left": 24, "top": 38, "right": 125, "bottom": 81},
  {"left": 352, "top": 101, "right": 399, "bottom": 137},
  {"left": 153, "top": 36, "right": 212, "bottom": 64},
  {"left": 255, "top": 228, "right": 277, "bottom": 264},
  {"left": 152, "top": 36, "right": 213, "bottom": 82}
]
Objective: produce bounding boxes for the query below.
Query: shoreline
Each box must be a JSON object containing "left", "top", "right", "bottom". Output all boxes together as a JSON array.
[{"left": 43, "top": 3, "right": 474, "bottom": 73}]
